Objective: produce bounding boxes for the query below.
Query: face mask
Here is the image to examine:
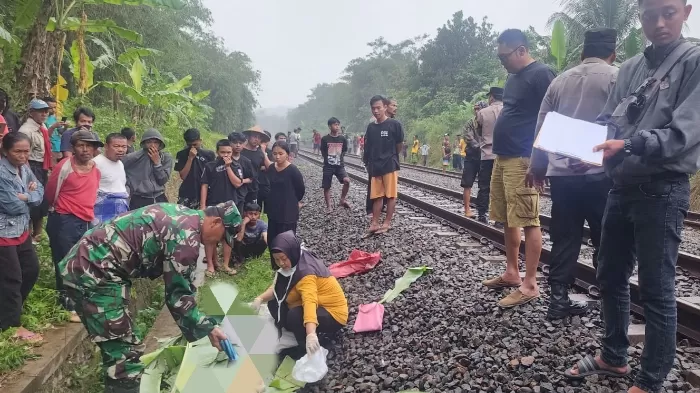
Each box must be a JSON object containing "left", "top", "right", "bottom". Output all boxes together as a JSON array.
[{"left": 277, "top": 265, "right": 297, "bottom": 277}]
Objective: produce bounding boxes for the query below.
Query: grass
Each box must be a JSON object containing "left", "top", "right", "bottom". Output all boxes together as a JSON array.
[{"left": 203, "top": 250, "right": 275, "bottom": 303}]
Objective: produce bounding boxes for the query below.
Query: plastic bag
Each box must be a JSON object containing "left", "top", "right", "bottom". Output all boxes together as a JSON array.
[
  {"left": 352, "top": 302, "right": 385, "bottom": 333},
  {"left": 329, "top": 250, "right": 381, "bottom": 278},
  {"left": 291, "top": 347, "right": 329, "bottom": 383}
]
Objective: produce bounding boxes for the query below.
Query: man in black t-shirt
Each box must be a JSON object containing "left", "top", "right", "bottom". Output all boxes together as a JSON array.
[
  {"left": 363, "top": 95, "right": 404, "bottom": 235},
  {"left": 240, "top": 125, "right": 272, "bottom": 210},
  {"left": 174, "top": 128, "right": 215, "bottom": 209},
  {"left": 482, "top": 29, "right": 555, "bottom": 309},
  {"left": 321, "top": 117, "right": 350, "bottom": 211}
]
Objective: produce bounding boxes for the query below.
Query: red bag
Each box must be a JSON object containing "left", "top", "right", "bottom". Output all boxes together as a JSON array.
[
  {"left": 329, "top": 250, "right": 381, "bottom": 278},
  {"left": 352, "top": 302, "right": 385, "bottom": 333}
]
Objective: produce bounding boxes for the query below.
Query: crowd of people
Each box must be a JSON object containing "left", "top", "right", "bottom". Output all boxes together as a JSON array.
[{"left": 0, "top": 1, "right": 696, "bottom": 393}]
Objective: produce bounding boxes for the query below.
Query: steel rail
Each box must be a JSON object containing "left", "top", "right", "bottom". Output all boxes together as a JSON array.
[{"left": 298, "top": 152, "right": 700, "bottom": 342}]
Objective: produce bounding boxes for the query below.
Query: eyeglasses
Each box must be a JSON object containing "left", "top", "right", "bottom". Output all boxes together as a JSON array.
[{"left": 498, "top": 46, "right": 523, "bottom": 62}]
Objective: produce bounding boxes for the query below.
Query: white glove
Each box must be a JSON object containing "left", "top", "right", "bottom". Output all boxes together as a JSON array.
[
  {"left": 305, "top": 333, "right": 320, "bottom": 354},
  {"left": 251, "top": 297, "right": 263, "bottom": 313}
]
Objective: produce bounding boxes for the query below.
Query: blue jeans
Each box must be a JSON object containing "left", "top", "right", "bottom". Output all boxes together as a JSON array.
[{"left": 597, "top": 177, "right": 689, "bottom": 392}]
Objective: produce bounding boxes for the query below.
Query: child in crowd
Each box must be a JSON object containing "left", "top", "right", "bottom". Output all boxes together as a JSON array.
[
  {"left": 200, "top": 138, "right": 252, "bottom": 276},
  {"left": 420, "top": 142, "right": 430, "bottom": 166},
  {"left": 320, "top": 117, "right": 350, "bottom": 212},
  {"left": 233, "top": 202, "right": 268, "bottom": 268}
]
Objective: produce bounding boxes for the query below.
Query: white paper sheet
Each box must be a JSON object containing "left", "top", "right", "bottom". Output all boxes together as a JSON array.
[{"left": 534, "top": 111, "right": 607, "bottom": 166}]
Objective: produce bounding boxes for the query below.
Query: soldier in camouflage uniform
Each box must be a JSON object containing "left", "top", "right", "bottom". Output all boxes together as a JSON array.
[{"left": 58, "top": 201, "right": 241, "bottom": 393}]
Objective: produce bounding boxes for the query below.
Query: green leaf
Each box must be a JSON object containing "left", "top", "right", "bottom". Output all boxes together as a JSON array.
[
  {"left": 550, "top": 19, "right": 567, "bottom": 72},
  {"left": 99, "top": 81, "right": 148, "bottom": 105},
  {"left": 46, "top": 17, "right": 57, "bottom": 32},
  {"left": 192, "top": 90, "right": 211, "bottom": 102},
  {"left": 0, "top": 24, "right": 12, "bottom": 43},
  {"left": 624, "top": 28, "right": 644, "bottom": 59},
  {"left": 165, "top": 75, "right": 193, "bottom": 93},
  {"left": 380, "top": 266, "right": 433, "bottom": 304},
  {"left": 13, "top": 0, "right": 42, "bottom": 30},
  {"left": 130, "top": 58, "right": 145, "bottom": 92},
  {"left": 70, "top": 40, "right": 95, "bottom": 90},
  {"left": 108, "top": 26, "right": 143, "bottom": 44},
  {"left": 266, "top": 356, "right": 305, "bottom": 392},
  {"left": 117, "top": 47, "right": 162, "bottom": 64}
]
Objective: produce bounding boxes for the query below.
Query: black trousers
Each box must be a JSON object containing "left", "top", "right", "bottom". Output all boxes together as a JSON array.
[
  {"left": 285, "top": 306, "right": 344, "bottom": 358},
  {"left": 129, "top": 194, "right": 168, "bottom": 211},
  {"left": 234, "top": 238, "right": 267, "bottom": 261},
  {"left": 46, "top": 212, "right": 90, "bottom": 311},
  {"left": 268, "top": 221, "right": 297, "bottom": 270},
  {"left": 476, "top": 160, "right": 494, "bottom": 216},
  {"left": 548, "top": 174, "right": 611, "bottom": 286},
  {"left": 28, "top": 161, "right": 49, "bottom": 225},
  {"left": 0, "top": 236, "right": 39, "bottom": 330},
  {"left": 365, "top": 173, "right": 388, "bottom": 214}
]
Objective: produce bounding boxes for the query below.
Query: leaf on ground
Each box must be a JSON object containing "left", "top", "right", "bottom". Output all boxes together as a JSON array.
[
  {"left": 266, "top": 356, "right": 305, "bottom": 392},
  {"left": 380, "top": 266, "right": 433, "bottom": 304}
]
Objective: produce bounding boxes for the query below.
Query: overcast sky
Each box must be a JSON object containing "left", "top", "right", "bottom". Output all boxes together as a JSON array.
[{"left": 201, "top": 0, "right": 700, "bottom": 110}]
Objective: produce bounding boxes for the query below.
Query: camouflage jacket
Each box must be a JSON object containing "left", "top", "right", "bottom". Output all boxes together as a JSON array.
[{"left": 60, "top": 203, "right": 217, "bottom": 342}]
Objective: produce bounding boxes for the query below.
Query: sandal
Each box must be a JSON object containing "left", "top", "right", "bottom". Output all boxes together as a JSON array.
[
  {"left": 206, "top": 271, "right": 216, "bottom": 279},
  {"left": 69, "top": 311, "right": 81, "bottom": 323},
  {"left": 14, "top": 329, "right": 43, "bottom": 343},
  {"left": 217, "top": 266, "right": 237, "bottom": 276},
  {"left": 564, "top": 354, "right": 631, "bottom": 380},
  {"left": 497, "top": 289, "right": 540, "bottom": 308},
  {"left": 482, "top": 276, "right": 520, "bottom": 289},
  {"left": 375, "top": 226, "right": 392, "bottom": 235}
]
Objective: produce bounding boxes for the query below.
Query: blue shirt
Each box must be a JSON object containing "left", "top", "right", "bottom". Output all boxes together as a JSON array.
[
  {"left": 243, "top": 220, "right": 267, "bottom": 244},
  {"left": 0, "top": 158, "right": 44, "bottom": 238}
]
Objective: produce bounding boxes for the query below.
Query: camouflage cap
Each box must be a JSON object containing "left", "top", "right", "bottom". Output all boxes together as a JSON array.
[{"left": 204, "top": 201, "right": 242, "bottom": 247}]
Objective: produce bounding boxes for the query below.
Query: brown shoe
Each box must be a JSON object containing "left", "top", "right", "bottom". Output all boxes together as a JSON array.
[
  {"left": 482, "top": 276, "right": 520, "bottom": 289},
  {"left": 498, "top": 289, "right": 540, "bottom": 308}
]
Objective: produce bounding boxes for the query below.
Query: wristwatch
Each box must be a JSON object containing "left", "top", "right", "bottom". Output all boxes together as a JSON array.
[{"left": 623, "top": 139, "right": 633, "bottom": 156}]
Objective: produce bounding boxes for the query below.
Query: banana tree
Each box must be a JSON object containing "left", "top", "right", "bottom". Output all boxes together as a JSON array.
[
  {"left": 13, "top": 0, "right": 184, "bottom": 103},
  {"left": 550, "top": 20, "right": 568, "bottom": 72}
]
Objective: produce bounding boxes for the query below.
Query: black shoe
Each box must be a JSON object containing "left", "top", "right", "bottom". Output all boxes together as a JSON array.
[
  {"left": 104, "top": 378, "right": 140, "bottom": 393},
  {"left": 547, "top": 283, "right": 589, "bottom": 320},
  {"left": 477, "top": 215, "right": 488, "bottom": 224}
]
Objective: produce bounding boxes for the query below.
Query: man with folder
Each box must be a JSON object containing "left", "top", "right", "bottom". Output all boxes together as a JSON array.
[{"left": 527, "top": 28, "right": 618, "bottom": 321}]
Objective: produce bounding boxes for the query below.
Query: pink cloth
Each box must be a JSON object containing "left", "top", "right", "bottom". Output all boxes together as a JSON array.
[
  {"left": 329, "top": 250, "right": 381, "bottom": 278},
  {"left": 353, "top": 302, "right": 385, "bottom": 333}
]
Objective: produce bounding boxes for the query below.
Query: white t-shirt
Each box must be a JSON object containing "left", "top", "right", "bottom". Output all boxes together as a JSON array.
[{"left": 93, "top": 154, "right": 127, "bottom": 194}]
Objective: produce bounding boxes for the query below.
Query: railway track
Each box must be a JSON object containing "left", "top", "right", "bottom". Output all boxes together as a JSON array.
[
  {"left": 335, "top": 150, "right": 700, "bottom": 230},
  {"left": 298, "top": 151, "right": 700, "bottom": 343}
]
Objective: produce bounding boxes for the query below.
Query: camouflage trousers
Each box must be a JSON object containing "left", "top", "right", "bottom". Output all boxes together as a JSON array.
[{"left": 66, "top": 283, "right": 145, "bottom": 382}]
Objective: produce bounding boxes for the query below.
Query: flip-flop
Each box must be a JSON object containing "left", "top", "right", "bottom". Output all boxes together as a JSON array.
[
  {"left": 482, "top": 276, "right": 520, "bottom": 289},
  {"left": 206, "top": 271, "right": 216, "bottom": 279},
  {"left": 497, "top": 289, "right": 540, "bottom": 308},
  {"left": 375, "top": 226, "right": 392, "bottom": 235},
  {"left": 14, "top": 330, "right": 43, "bottom": 343},
  {"left": 563, "top": 354, "right": 631, "bottom": 380},
  {"left": 69, "top": 311, "right": 81, "bottom": 323}
]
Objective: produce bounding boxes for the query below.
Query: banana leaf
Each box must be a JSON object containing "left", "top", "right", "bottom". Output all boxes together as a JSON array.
[
  {"left": 379, "top": 266, "right": 433, "bottom": 304},
  {"left": 266, "top": 356, "right": 305, "bottom": 393}
]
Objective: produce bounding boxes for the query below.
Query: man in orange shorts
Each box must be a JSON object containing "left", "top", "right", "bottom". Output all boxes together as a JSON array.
[{"left": 362, "top": 95, "right": 404, "bottom": 235}]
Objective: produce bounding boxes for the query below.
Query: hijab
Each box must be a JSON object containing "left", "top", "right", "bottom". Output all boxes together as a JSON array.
[{"left": 267, "top": 231, "right": 331, "bottom": 330}]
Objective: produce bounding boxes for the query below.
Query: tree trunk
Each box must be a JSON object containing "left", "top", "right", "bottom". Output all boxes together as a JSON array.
[{"left": 14, "top": 0, "right": 56, "bottom": 106}]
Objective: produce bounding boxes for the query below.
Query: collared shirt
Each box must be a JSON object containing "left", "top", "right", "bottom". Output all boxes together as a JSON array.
[
  {"left": 598, "top": 38, "right": 700, "bottom": 184},
  {"left": 18, "top": 118, "right": 46, "bottom": 162},
  {"left": 0, "top": 158, "right": 44, "bottom": 239},
  {"left": 531, "top": 58, "right": 618, "bottom": 176},
  {"left": 476, "top": 101, "right": 503, "bottom": 160}
]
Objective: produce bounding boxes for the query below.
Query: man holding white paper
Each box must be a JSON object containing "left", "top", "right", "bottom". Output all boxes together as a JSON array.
[{"left": 527, "top": 28, "right": 618, "bottom": 321}]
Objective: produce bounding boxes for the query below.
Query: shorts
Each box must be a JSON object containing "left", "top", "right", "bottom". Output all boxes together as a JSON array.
[
  {"left": 290, "top": 144, "right": 298, "bottom": 154},
  {"left": 489, "top": 156, "right": 540, "bottom": 228},
  {"left": 461, "top": 159, "right": 480, "bottom": 188},
  {"left": 370, "top": 171, "right": 398, "bottom": 199},
  {"left": 443, "top": 160, "right": 449, "bottom": 166},
  {"left": 313, "top": 143, "right": 320, "bottom": 150},
  {"left": 321, "top": 166, "right": 349, "bottom": 189}
]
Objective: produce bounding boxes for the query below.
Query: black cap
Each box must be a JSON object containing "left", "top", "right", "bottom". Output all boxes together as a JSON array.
[
  {"left": 583, "top": 28, "right": 617, "bottom": 56},
  {"left": 489, "top": 86, "right": 504, "bottom": 98},
  {"left": 71, "top": 130, "right": 104, "bottom": 147}
]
